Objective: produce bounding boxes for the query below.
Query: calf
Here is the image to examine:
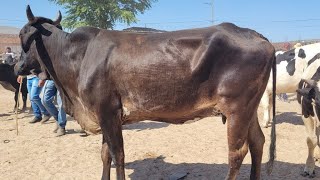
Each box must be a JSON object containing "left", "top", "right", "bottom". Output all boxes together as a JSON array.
[
  {"left": 0, "top": 63, "right": 28, "bottom": 111},
  {"left": 261, "top": 43, "right": 320, "bottom": 127}
]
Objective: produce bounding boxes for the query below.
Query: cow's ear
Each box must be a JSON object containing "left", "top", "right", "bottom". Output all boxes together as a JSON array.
[{"left": 297, "top": 88, "right": 312, "bottom": 96}]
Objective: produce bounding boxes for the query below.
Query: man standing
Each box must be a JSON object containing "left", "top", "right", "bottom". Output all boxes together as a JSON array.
[
  {"left": 17, "top": 75, "right": 51, "bottom": 123},
  {"left": 4, "top": 47, "right": 15, "bottom": 64},
  {"left": 39, "top": 79, "right": 67, "bottom": 137},
  {"left": 5, "top": 47, "right": 15, "bottom": 58}
]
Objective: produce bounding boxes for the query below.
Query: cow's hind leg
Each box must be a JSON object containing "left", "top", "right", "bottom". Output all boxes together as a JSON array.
[
  {"left": 21, "top": 92, "right": 27, "bottom": 112},
  {"left": 100, "top": 107, "right": 125, "bottom": 180},
  {"left": 101, "top": 136, "right": 112, "bottom": 180},
  {"left": 301, "top": 117, "right": 317, "bottom": 178},
  {"left": 225, "top": 112, "right": 250, "bottom": 180},
  {"left": 248, "top": 111, "right": 265, "bottom": 180}
]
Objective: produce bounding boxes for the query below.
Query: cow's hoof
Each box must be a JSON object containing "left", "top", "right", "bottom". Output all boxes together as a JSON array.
[{"left": 301, "top": 171, "right": 315, "bottom": 178}]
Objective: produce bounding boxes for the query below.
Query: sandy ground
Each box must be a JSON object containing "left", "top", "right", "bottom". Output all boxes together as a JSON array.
[{"left": 0, "top": 86, "right": 319, "bottom": 180}]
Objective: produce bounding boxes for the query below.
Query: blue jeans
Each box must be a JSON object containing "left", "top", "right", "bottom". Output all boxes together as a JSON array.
[
  {"left": 27, "top": 77, "right": 50, "bottom": 119},
  {"left": 41, "top": 80, "right": 67, "bottom": 128}
]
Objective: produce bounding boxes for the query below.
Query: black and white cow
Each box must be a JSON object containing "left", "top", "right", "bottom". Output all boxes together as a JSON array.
[
  {"left": 261, "top": 43, "right": 320, "bottom": 127},
  {"left": 297, "top": 78, "right": 320, "bottom": 178}
]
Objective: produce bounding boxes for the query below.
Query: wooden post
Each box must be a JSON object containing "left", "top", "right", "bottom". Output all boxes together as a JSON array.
[{"left": 15, "top": 76, "right": 24, "bottom": 135}]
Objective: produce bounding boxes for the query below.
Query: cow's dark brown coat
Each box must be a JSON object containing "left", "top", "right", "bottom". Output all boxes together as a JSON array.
[{"left": 16, "top": 6, "right": 276, "bottom": 180}]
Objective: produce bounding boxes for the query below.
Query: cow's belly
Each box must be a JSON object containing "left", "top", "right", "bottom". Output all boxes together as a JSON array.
[
  {"left": 121, "top": 96, "right": 219, "bottom": 124},
  {"left": 72, "top": 97, "right": 101, "bottom": 134},
  {"left": 0, "top": 81, "right": 15, "bottom": 92},
  {"left": 276, "top": 75, "right": 301, "bottom": 93}
]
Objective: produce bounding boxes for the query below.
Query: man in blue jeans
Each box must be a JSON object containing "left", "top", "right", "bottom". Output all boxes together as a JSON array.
[
  {"left": 39, "top": 79, "right": 67, "bottom": 137},
  {"left": 18, "top": 75, "right": 51, "bottom": 123}
]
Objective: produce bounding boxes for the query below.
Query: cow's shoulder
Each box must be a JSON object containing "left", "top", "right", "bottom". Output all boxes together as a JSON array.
[
  {"left": 68, "top": 26, "right": 101, "bottom": 43},
  {"left": 64, "top": 27, "right": 102, "bottom": 61}
]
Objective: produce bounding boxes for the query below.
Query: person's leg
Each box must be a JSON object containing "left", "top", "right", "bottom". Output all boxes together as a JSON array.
[
  {"left": 30, "top": 77, "right": 51, "bottom": 120},
  {"left": 27, "top": 78, "right": 42, "bottom": 122},
  {"left": 41, "top": 80, "right": 58, "bottom": 123},
  {"left": 55, "top": 90, "right": 67, "bottom": 136}
]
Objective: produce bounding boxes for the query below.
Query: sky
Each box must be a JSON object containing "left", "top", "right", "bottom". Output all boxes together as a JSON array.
[{"left": 1, "top": 0, "right": 320, "bottom": 42}]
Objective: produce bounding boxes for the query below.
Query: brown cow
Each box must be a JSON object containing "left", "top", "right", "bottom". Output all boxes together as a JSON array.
[{"left": 16, "top": 5, "right": 276, "bottom": 180}]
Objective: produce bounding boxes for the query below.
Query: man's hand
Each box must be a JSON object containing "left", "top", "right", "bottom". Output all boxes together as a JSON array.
[
  {"left": 38, "top": 79, "right": 46, "bottom": 87},
  {"left": 17, "top": 76, "right": 23, "bottom": 83}
]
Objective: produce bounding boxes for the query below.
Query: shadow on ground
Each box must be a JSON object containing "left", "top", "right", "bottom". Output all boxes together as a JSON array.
[
  {"left": 276, "top": 112, "right": 304, "bottom": 126},
  {"left": 123, "top": 156, "right": 319, "bottom": 180},
  {"left": 0, "top": 113, "right": 11, "bottom": 118}
]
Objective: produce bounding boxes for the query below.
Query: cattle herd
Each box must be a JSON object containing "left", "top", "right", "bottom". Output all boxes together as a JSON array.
[{"left": 1, "top": 5, "right": 320, "bottom": 180}]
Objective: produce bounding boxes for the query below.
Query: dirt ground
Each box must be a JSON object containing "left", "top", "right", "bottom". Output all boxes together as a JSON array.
[{"left": 0, "top": 86, "right": 319, "bottom": 180}]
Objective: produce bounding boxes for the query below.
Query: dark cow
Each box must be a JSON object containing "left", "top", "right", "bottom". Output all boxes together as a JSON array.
[
  {"left": 16, "top": 6, "right": 276, "bottom": 180},
  {"left": 0, "top": 62, "right": 27, "bottom": 111}
]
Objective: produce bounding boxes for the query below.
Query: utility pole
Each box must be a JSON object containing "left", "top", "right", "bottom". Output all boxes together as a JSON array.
[
  {"left": 211, "top": 0, "right": 214, "bottom": 24},
  {"left": 204, "top": 0, "right": 214, "bottom": 25}
]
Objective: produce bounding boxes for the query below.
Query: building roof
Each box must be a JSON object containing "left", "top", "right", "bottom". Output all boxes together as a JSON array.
[{"left": 0, "top": 26, "right": 20, "bottom": 35}]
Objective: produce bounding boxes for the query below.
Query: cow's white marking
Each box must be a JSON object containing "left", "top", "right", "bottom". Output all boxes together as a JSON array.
[{"left": 122, "top": 106, "right": 131, "bottom": 116}]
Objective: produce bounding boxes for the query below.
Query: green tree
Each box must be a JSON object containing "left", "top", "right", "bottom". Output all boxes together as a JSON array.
[{"left": 49, "top": 0, "right": 157, "bottom": 29}]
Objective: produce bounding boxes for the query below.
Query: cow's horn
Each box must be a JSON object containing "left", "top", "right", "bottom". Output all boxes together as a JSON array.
[
  {"left": 53, "top": 11, "right": 62, "bottom": 25},
  {"left": 26, "top": 5, "right": 35, "bottom": 22},
  {"left": 302, "top": 79, "right": 317, "bottom": 87}
]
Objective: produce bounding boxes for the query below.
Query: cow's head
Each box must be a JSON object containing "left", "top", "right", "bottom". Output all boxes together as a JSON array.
[
  {"left": 16, "top": 5, "right": 61, "bottom": 78},
  {"left": 297, "top": 79, "right": 320, "bottom": 117},
  {"left": 14, "top": 50, "right": 42, "bottom": 76},
  {"left": 20, "top": 5, "right": 62, "bottom": 52}
]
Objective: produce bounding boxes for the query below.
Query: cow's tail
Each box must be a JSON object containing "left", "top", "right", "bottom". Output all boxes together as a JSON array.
[{"left": 267, "top": 54, "right": 276, "bottom": 175}]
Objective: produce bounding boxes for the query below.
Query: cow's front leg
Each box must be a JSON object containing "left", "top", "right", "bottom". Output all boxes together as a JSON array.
[
  {"left": 100, "top": 106, "right": 125, "bottom": 180},
  {"left": 301, "top": 117, "right": 317, "bottom": 178}
]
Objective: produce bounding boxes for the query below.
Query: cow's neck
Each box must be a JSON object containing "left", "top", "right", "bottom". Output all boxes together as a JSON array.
[{"left": 35, "top": 26, "right": 72, "bottom": 102}]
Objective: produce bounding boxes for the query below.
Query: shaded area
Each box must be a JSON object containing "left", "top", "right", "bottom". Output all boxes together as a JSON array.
[
  {"left": 123, "top": 121, "right": 170, "bottom": 131},
  {"left": 0, "top": 113, "right": 10, "bottom": 117},
  {"left": 276, "top": 112, "right": 304, "bottom": 126},
  {"left": 4, "top": 113, "right": 33, "bottom": 121},
  {"left": 125, "top": 156, "right": 319, "bottom": 180},
  {"left": 65, "top": 128, "right": 89, "bottom": 137}
]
